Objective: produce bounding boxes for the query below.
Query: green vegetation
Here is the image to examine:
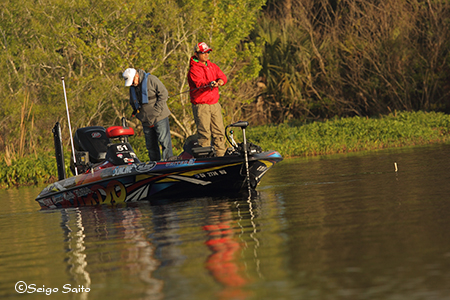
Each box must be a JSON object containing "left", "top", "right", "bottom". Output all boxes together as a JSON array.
[
  {"left": 2, "top": 111, "right": 450, "bottom": 189},
  {"left": 2, "top": 1, "right": 450, "bottom": 188},
  {"left": 3, "top": 0, "right": 450, "bottom": 161},
  {"left": 0, "top": 154, "right": 59, "bottom": 189},
  {"left": 1, "top": 0, "right": 265, "bottom": 160}
]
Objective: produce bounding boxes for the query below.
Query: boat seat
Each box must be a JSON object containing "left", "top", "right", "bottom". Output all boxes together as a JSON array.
[
  {"left": 106, "top": 126, "right": 135, "bottom": 139},
  {"left": 192, "top": 146, "right": 216, "bottom": 158},
  {"left": 177, "top": 134, "right": 217, "bottom": 158}
]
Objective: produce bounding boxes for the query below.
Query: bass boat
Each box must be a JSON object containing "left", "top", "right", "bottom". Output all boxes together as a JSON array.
[{"left": 36, "top": 120, "right": 283, "bottom": 209}]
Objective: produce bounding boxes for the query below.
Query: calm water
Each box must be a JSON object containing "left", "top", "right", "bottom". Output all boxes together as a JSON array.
[{"left": 1, "top": 143, "right": 450, "bottom": 300}]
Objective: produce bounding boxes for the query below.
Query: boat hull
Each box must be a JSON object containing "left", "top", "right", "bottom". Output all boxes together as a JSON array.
[{"left": 35, "top": 151, "right": 282, "bottom": 209}]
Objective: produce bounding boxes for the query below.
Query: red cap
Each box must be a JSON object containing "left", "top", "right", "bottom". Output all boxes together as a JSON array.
[{"left": 195, "top": 42, "right": 212, "bottom": 53}]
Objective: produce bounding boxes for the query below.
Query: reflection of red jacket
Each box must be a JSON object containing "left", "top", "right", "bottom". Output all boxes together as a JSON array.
[{"left": 188, "top": 56, "right": 227, "bottom": 105}]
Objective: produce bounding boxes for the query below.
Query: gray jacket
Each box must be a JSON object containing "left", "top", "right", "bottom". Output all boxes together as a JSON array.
[{"left": 130, "top": 69, "right": 171, "bottom": 126}]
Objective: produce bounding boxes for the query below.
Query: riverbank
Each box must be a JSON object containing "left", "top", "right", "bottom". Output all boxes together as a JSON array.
[
  {"left": 248, "top": 111, "right": 450, "bottom": 157},
  {"left": 1, "top": 111, "right": 449, "bottom": 188}
]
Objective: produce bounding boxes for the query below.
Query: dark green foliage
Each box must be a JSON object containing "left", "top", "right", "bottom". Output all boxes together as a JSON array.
[
  {"left": 3, "top": 0, "right": 450, "bottom": 187},
  {"left": 0, "top": 154, "right": 59, "bottom": 188},
  {"left": 0, "top": 0, "right": 265, "bottom": 158}
]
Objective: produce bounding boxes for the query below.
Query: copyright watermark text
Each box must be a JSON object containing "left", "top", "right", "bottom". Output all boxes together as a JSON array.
[{"left": 15, "top": 281, "right": 90, "bottom": 295}]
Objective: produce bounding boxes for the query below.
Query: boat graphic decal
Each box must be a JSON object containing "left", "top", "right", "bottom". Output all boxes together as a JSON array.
[
  {"left": 157, "top": 177, "right": 179, "bottom": 183},
  {"left": 135, "top": 174, "right": 156, "bottom": 182},
  {"left": 256, "top": 160, "right": 274, "bottom": 172},
  {"left": 267, "top": 151, "right": 283, "bottom": 158},
  {"left": 126, "top": 173, "right": 169, "bottom": 194},
  {"left": 168, "top": 175, "right": 212, "bottom": 185},
  {"left": 135, "top": 162, "right": 157, "bottom": 173},
  {"left": 126, "top": 184, "right": 150, "bottom": 202},
  {"left": 80, "top": 180, "right": 126, "bottom": 205},
  {"left": 75, "top": 171, "right": 105, "bottom": 186},
  {"left": 165, "top": 159, "right": 196, "bottom": 167},
  {"left": 111, "top": 162, "right": 157, "bottom": 177},
  {"left": 180, "top": 162, "right": 241, "bottom": 176},
  {"left": 134, "top": 172, "right": 212, "bottom": 186},
  {"left": 112, "top": 165, "right": 135, "bottom": 176}
]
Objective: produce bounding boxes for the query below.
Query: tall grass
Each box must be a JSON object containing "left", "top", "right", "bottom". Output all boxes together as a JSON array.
[{"left": 253, "top": 0, "right": 450, "bottom": 122}]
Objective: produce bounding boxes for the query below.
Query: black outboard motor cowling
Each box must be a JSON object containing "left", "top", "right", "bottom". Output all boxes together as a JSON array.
[
  {"left": 71, "top": 126, "right": 109, "bottom": 175},
  {"left": 74, "top": 126, "right": 109, "bottom": 163},
  {"left": 71, "top": 126, "right": 140, "bottom": 175}
]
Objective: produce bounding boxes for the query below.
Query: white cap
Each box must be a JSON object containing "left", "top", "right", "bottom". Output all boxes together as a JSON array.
[{"left": 123, "top": 68, "right": 137, "bottom": 87}]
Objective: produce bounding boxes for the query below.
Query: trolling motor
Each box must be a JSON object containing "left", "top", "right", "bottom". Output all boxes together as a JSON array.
[
  {"left": 225, "top": 121, "right": 262, "bottom": 156},
  {"left": 225, "top": 121, "right": 258, "bottom": 190},
  {"left": 225, "top": 121, "right": 266, "bottom": 190},
  {"left": 226, "top": 121, "right": 249, "bottom": 153}
]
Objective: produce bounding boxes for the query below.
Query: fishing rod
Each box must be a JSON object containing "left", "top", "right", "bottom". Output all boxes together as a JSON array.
[
  {"left": 168, "top": 82, "right": 217, "bottom": 99},
  {"left": 131, "top": 81, "right": 219, "bottom": 118},
  {"left": 131, "top": 83, "right": 214, "bottom": 117},
  {"left": 61, "top": 77, "right": 78, "bottom": 176}
]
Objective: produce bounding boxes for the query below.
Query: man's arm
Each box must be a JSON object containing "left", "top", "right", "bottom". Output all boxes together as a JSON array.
[
  {"left": 188, "top": 66, "right": 211, "bottom": 88},
  {"left": 214, "top": 63, "right": 227, "bottom": 86},
  {"left": 148, "top": 75, "right": 168, "bottom": 113}
]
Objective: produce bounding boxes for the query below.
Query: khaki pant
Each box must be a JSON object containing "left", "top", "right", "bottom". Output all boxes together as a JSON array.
[{"left": 192, "top": 102, "right": 226, "bottom": 156}]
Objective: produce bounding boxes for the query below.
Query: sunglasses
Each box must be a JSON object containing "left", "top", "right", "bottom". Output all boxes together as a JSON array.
[{"left": 198, "top": 51, "right": 211, "bottom": 54}]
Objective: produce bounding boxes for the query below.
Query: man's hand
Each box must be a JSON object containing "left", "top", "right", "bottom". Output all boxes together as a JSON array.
[{"left": 210, "top": 79, "right": 224, "bottom": 88}]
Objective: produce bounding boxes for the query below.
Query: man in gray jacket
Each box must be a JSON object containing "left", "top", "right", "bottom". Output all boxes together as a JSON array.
[{"left": 123, "top": 68, "right": 173, "bottom": 161}]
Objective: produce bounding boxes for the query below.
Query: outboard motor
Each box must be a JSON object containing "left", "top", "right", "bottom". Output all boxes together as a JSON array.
[
  {"left": 71, "top": 126, "right": 110, "bottom": 174},
  {"left": 73, "top": 126, "right": 109, "bottom": 161},
  {"left": 71, "top": 125, "right": 139, "bottom": 175}
]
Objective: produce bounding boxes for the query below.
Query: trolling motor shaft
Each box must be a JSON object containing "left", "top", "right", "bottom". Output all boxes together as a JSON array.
[{"left": 226, "top": 121, "right": 251, "bottom": 191}]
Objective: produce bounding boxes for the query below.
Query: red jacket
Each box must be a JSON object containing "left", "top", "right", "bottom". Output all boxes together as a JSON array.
[{"left": 188, "top": 56, "right": 227, "bottom": 105}]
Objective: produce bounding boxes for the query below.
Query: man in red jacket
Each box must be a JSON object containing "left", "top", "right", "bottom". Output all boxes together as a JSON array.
[{"left": 188, "top": 42, "right": 228, "bottom": 156}]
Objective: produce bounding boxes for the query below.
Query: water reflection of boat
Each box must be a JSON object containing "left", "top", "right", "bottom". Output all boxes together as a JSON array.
[
  {"left": 57, "top": 194, "right": 265, "bottom": 299},
  {"left": 61, "top": 209, "right": 91, "bottom": 300},
  {"left": 36, "top": 121, "right": 282, "bottom": 209},
  {"left": 61, "top": 206, "right": 164, "bottom": 299}
]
